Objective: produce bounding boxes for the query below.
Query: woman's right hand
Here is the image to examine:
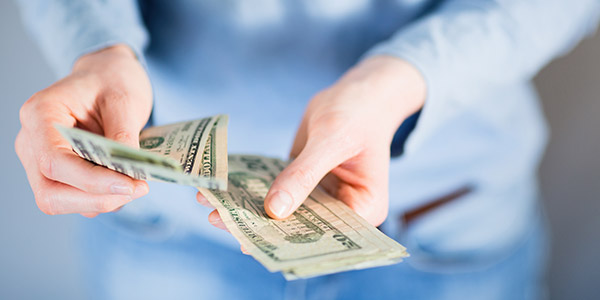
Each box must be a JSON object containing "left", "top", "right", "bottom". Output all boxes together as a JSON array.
[{"left": 15, "top": 45, "right": 153, "bottom": 218}]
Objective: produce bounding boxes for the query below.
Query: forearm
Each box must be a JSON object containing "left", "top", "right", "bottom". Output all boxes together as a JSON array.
[
  {"left": 14, "top": 0, "right": 149, "bottom": 77},
  {"left": 366, "top": 0, "right": 600, "bottom": 102},
  {"left": 337, "top": 56, "right": 427, "bottom": 141}
]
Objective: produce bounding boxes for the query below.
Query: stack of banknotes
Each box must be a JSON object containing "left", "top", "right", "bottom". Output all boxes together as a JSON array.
[{"left": 57, "top": 115, "right": 409, "bottom": 279}]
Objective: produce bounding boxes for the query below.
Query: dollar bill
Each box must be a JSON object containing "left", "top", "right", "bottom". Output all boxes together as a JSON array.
[
  {"left": 198, "top": 155, "right": 409, "bottom": 279},
  {"left": 55, "top": 115, "right": 228, "bottom": 190}
]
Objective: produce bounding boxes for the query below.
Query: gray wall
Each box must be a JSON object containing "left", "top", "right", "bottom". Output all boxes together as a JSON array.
[
  {"left": 0, "top": 1, "right": 85, "bottom": 299},
  {"left": 535, "top": 33, "right": 600, "bottom": 299},
  {"left": 0, "top": 1, "right": 598, "bottom": 299}
]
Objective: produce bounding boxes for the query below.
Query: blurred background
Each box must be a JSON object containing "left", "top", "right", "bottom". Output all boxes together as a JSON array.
[{"left": 1, "top": 1, "right": 598, "bottom": 299}]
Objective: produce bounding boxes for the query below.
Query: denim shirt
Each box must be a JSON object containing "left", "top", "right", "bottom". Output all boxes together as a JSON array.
[{"left": 15, "top": 0, "right": 600, "bottom": 268}]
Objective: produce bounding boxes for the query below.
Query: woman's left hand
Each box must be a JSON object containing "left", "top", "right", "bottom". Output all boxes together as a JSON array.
[{"left": 197, "top": 55, "right": 426, "bottom": 236}]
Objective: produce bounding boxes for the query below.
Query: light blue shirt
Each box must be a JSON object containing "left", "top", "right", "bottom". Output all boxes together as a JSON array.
[{"left": 16, "top": 0, "right": 600, "bottom": 276}]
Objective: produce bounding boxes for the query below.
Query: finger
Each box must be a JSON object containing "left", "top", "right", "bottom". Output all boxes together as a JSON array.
[
  {"left": 80, "top": 197, "right": 136, "bottom": 218},
  {"left": 208, "top": 210, "right": 228, "bottom": 231},
  {"left": 264, "top": 138, "right": 350, "bottom": 219},
  {"left": 36, "top": 144, "right": 148, "bottom": 196},
  {"left": 241, "top": 246, "right": 250, "bottom": 255},
  {"left": 17, "top": 136, "right": 135, "bottom": 215},
  {"left": 37, "top": 174, "right": 135, "bottom": 215},
  {"left": 196, "top": 191, "right": 215, "bottom": 209},
  {"left": 30, "top": 169, "right": 133, "bottom": 215},
  {"left": 20, "top": 95, "right": 144, "bottom": 196},
  {"left": 208, "top": 210, "right": 251, "bottom": 256},
  {"left": 99, "top": 89, "right": 150, "bottom": 148},
  {"left": 334, "top": 149, "right": 391, "bottom": 226},
  {"left": 38, "top": 181, "right": 134, "bottom": 215}
]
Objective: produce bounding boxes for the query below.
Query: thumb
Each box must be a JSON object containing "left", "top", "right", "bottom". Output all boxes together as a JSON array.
[
  {"left": 264, "top": 139, "right": 348, "bottom": 219},
  {"left": 100, "top": 92, "right": 146, "bottom": 148}
]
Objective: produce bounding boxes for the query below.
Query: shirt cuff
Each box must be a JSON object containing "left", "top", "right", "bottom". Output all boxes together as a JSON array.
[{"left": 361, "top": 18, "right": 453, "bottom": 155}]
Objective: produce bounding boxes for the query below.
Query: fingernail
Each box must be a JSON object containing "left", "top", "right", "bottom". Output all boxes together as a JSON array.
[
  {"left": 111, "top": 184, "right": 133, "bottom": 195},
  {"left": 209, "top": 213, "right": 227, "bottom": 230},
  {"left": 268, "top": 190, "right": 293, "bottom": 218},
  {"left": 133, "top": 182, "right": 149, "bottom": 198},
  {"left": 209, "top": 213, "right": 221, "bottom": 224}
]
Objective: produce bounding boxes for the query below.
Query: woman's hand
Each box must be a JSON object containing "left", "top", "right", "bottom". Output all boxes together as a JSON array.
[
  {"left": 15, "top": 45, "right": 153, "bottom": 218},
  {"left": 199, "top": 55, "right": 426, "bottom": 231}
]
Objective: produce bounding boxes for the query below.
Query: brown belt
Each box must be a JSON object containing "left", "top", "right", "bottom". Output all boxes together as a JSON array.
[{"left": 401, "top": 185, "right": 473, "bottom": 226}]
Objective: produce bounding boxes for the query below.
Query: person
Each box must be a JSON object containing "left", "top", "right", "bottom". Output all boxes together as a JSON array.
[{"left": 13, "top": 0, "right": 600, "bottom": 299}]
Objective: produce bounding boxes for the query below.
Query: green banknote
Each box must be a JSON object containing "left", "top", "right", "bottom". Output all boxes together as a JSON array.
[
  {"left": 56, "top": 115, "right": 228, "bottom": 190},
  {"left": 198, "top": 155, "right": 409, "bottom": 279}
]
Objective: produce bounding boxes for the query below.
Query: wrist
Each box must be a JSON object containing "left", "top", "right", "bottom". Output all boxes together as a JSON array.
[
  {"left": 73, "top": 44, "right": 139, "bottom": 73},
  {"left": 69, "top": 43, "right": 150, "bottom": 97},
  {"left": 343, "top": 55, "right": 427, "bottom": 139},
  {"left": 88, "top": 44, "right": 138, "bottom": 60}
]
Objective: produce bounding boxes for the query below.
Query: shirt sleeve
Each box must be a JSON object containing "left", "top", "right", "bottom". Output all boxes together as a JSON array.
[
  {"left": 14, "top": 0, "right": 149, "bottom": 77},
  {"left": 364, "top": 0, "right": 600, "bottom": 152}
]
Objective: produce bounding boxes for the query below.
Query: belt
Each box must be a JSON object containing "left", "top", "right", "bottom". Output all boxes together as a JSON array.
[{"left": 401, "top": 185, "right": 473, "bottom": 226}]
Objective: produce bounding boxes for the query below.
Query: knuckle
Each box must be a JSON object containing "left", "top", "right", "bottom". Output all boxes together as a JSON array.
[
  {"left": 95, "top": 198, "right": 122, "bottom": 213},
  {"left": 94, "top": 200, "right": 112, "bottom": 213},
  {"left": 80, "top": 181, "right": 98, "bottom": 194},
  {"left": 35, "top": 191, "right": 57, "bottom": 215},
  {"left": 312, "top": 114, "right": 348, "bottom": 134},
  {"left": 306, "top": 127, "right": 358, "bottom": 158},
  {"left": 14, "top": 131, "right": 25, "bottom": 156},
  {"left": 19, "top": 91, "right": 48, "bottom": 122},
  {"left": 20, "top": 91, "right": 58, "bottom": 131},
  {"left": 19, "top": 94, "right": 41, "bottom": 127},
  {"left": 111, "top": 130, "right": 135, "bottom": 143}
]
